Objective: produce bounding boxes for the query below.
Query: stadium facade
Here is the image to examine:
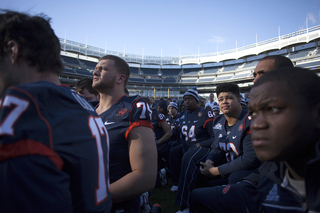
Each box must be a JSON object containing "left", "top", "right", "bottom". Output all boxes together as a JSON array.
[{"left": 59, "top": 25, "right": 320, "bottom": 99}]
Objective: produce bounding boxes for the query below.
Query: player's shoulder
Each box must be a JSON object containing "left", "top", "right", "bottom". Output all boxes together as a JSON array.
[
  {"left": 119, "top": 95, "right": 146, "bottom": 108},
  {"left": 12, "top": 81, "right": 95, "bottom": 113},
  {"left": 238, "top": 109, "right": 251, "bottom": 127},
  {"left": 4, "top": 81, "right": 67, "bottom": 103},
  {"left": 213, "top": 114, "right": 225, "bottom": 130},
  {"left": 179, "top": 110, "right": 188, "bottom": 120}
]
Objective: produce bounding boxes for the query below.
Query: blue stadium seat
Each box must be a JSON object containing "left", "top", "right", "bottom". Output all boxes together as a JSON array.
[
  {"left": 74, "top": 69, "right": 93, "bottom": 76},
  {"left": 161, "top": 69, "right": 181, "bottom": 76},
  {"left": 61, "top": 55, "right": 81, "bottom": 66}
]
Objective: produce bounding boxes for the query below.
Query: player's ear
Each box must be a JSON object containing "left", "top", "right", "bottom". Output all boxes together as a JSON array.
[
  {"left": 238, "top": 97, "right": 241, "bottom": 106},
  {"left": 117, "top": 74, "right": 126, "bottom": 84},
  {"left": 7, "top": 40, "right": 19, "bottom": 65}
]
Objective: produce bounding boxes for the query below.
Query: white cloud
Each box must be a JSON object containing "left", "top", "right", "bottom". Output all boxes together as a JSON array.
[
  {"left": 208, "top": 36, "right": 227, "bottom": 44},
  {"left": 308, "top": 13, "right": 316, "bottom": 24}
]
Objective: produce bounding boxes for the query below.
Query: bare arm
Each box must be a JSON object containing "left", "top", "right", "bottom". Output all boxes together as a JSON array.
[
  {"left": 157, "top": 121, "right": 172, "bottom": 144},
  {"left": 110, "top": 126, "right": 157, "bottom": 203}
]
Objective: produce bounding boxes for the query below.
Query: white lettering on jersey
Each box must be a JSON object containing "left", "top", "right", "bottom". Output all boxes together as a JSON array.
[
  {"left": 72, "top": 92, "right": 94, "bottom": 112},
  {"left": 137, "top": 102, "right": 152, "bottom": 119},
  {"left": 214, "top": 123, "right": 222, "bottom": 130},
  {"left": 182, "top": 125, "right": 196, "bottom": 141},
  {"left": 0, "top": 95, "right": 30, "bottom": 136},
  {"left": 219, "top": 142, "right": 239, "bottom": 161},
  {"left": 89, "top": 116, "right": 110, "bottom": 204}
]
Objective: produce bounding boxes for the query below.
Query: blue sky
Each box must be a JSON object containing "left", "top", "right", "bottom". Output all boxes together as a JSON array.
[{"left": 1, "top": 0, "right": 320, "bottom": 56}]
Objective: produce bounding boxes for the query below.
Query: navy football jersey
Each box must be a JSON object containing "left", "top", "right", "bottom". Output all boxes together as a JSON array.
[
  {"left": 166, "top": 114, "right": 179, "bottom": 142},
  {"left": 152, "top": 111, "right": 167, "bottom": 141},
  {"left": 208, "top": 109, "right": 261, "bottom": 177},
  {"left": 0, "top": 81, "right": 111, "bottom": 213},
  {"left": 179, "top": 107, "right": 215, "bottom": 152},
  {"left": 98, "top": 95, "right": 153, "bottom": 184}
]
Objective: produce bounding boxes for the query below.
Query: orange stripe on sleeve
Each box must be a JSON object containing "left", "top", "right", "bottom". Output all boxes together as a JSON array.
[
  {"left": 0, "top": 139, "right": 64, "bottom": 170},
  {"left": 158, "top": 119, "right": 166, "bottom": 127},
  {"left": 203, "top": 118, "right": 215, "bottom": 128},
  {"left": 125, "top": 120, "right": 154, "bottom": 141}
]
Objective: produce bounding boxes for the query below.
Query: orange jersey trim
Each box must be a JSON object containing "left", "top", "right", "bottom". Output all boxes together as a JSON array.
[
  {"left": 11, "top": 87, "right": 54, "bottom": 149},
  {"left": 203, "top": 118, "right": 215, "bottom": 128},
  {"left": 0, "top": 139, "right": 64, "bottom": 170},
  {"left": 125, "top": 120, "right": 154, "bottom": 141},
  {"left": 158, "top": 119, "right": 166, "bottom": 127}
]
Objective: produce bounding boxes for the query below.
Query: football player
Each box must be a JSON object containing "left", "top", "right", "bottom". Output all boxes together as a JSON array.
[
  {"left": 176, "top": 83, "right": 260, "bottom": 213},
  {"left": 169, "top": 86, "right": 215, "bottom": 193},
  {"left": 0, "top": 11, "right": 111, "bottom": 213},
  {"left": 166, "top": 102, "right": 180, "bottom": 149},
  {"left": 153, "top": 100, "right": 172, "bottom": 172},
  {"left": 249, "top": 67, "right": 320, "bottom": 212},
  {"left": 93, "top": 55, "right": 157, "bottom": 212},
  {"left": 189, "top": 55, "right": 294, "bottom": 213},
  {"left": 75, "top": 77, "right": 100, "bottom": 107}
]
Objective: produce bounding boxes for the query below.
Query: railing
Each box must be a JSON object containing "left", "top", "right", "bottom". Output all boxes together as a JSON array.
[{"left": 59, "top": 25, "right": 320, "bottom": 65}]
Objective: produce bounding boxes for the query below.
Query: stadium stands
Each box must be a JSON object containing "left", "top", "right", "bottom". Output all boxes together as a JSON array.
[
  {"left": 203, "top": 67, "right": 221, "bottom": 74},
  {"left": 182, "top": 68, "right": 201, "bottom": 76},
  {"left": 129, "top": 67, "right": 139, "bottom": 75},
  {"left": 63, "top": 66, "right": 77, "bottom": 74},
  {"left": 79, "top": 59, "right": 97, "bottom": 69},
  {"left": 163, "top": 77, "right": 177, "bottom": 83},
  {"left": 129, "top": 76, "right": 146, "bottom": 83},
  {"left": 221, "top": 64, "right": 241, "bottom": 72},
  {"left": 198, "top": 77, "right": 215, "bottom": 83},
  {"left": 161, "top": 69, "right": 181, "bottom": 76},
  {"left": 288, "top": 48, "right": 315, "bottom": 60},
  {"left": 181, "top": 77, "right": 198, "bottom": 83},
  {"left": 59, "top": 24, "right": 320, "bottom": 96},
  {"left": 232, "top": 70, "right": 252, "bottom": 79},
  {"left": 61, "top": 55, "right": 81, "bottom": 67},
  {"left": 145, "top": 78, "right": 163, "bottom": 83},
  {"left": 214, "top": 74, "right": 233, "bottom": 81},
  {"left": 74, "top": 68, "right": 93, "bottom": 76},
  {"left": 296, "top": 60, "right": 320, "bottom": 69},
  {"left": 242, "top": 61, "right": 259, "bottom": 69},
  {"left": 141, "top": 68, "right": 159, "bottom": 76}
]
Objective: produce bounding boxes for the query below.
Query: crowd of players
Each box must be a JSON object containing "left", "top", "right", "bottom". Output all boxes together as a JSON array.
[{"left": 1, "top": 10, "right": 320, "bottom": 213}]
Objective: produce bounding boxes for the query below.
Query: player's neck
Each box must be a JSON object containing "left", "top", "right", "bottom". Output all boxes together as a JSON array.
[
  {"left": 225, "top": 107, "right": 242, "bottom": 126},
  {"left": 20, "top": 65, "right": 61, "bottom": 85},
  {"left": 285, "top": 143, "right": 317, "bottom": 180},
  {"left": 96, "top": 91, "right": 124, "bottom": 115}
]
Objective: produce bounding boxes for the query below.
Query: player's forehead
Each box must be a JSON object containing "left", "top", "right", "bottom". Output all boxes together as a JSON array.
[
  {"left": 96, "top": 59, "right": 115, "bottom": 68},
  {"left": 217, "top": 92, "right": 236, "bottom": 99},
  {"left": 184, "top": 95, "right": 196, "bottom": 100},
  {"left": 249, "top": 81, "right": 292, "bottom": 107}
]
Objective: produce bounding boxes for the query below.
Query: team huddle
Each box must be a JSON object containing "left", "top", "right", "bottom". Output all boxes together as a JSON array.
[{"left": 0, "top": 10, "right": 320, "bottom": 213}]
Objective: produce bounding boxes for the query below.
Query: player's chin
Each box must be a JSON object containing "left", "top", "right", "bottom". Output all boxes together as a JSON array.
[{"left": 254, "top": 148, "right": 279, "bottom": 162}]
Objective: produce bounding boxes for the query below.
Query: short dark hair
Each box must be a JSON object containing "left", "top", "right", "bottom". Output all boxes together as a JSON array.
[
  {"left": 0, "top": 10, "right": 63, "bottom": 74},
  {"left": 99, "top": 55, "right": 130, "bottom": 86},
  {"left": 254, "top": 67, "right": 320, "bottom": 108},
  {"left": 216, "top": 83, "right": 240, "bottom": 98},
  {"left": 75, "top": 77, "right": 98, "bottom": 95},
  {"left": 259, "top": 55, "right": 294, "bottom": 68}
]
